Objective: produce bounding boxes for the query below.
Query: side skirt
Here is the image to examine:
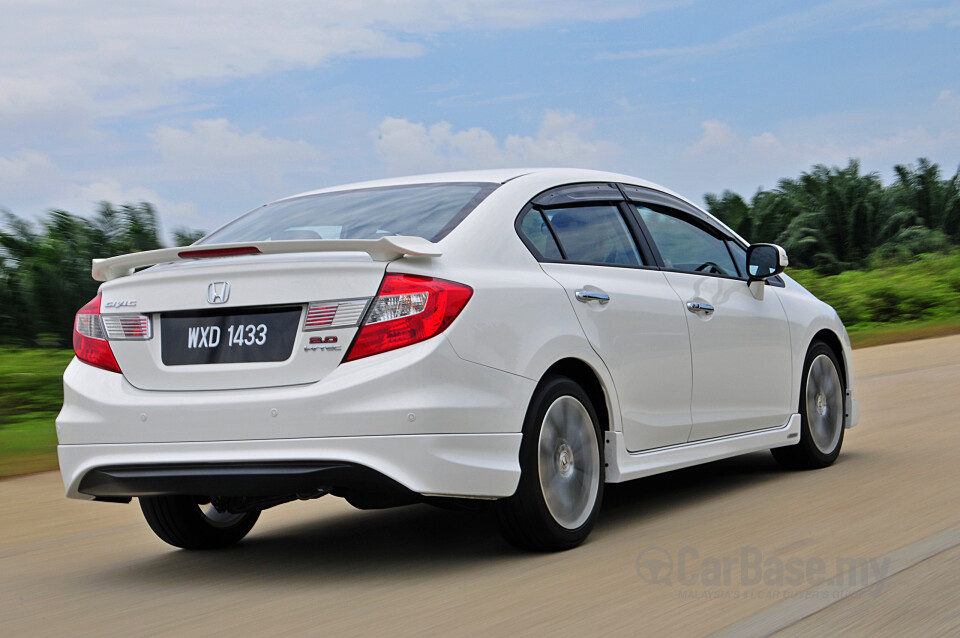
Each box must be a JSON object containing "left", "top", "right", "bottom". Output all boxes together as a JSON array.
[{"left": 604, "top": 414, "right": 801, "bottom": 483}]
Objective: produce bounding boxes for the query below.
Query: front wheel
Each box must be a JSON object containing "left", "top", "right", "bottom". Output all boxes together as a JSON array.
[
  {"left": 140, "top": 496, "right": 260, "bottom": 550},
  {"left": 772, "top": 341, "right": 846, "bottom": 469},
  {"left": 496, "top": 376, "right": 604, "bottom": 551}
]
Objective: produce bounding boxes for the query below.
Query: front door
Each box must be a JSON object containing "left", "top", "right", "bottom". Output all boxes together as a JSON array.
[{"left": 633, "top": 204, "right": 794, "bottom": 440}]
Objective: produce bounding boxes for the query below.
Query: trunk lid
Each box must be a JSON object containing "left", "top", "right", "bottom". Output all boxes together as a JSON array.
[{"left": 100, "top": 253, "right": 386, "bottom": 391}]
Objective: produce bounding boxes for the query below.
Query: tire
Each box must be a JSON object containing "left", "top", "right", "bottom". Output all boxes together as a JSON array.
[
  {"left": 139, "top": 496, "right": 260, "bottom": 550},
  {"left": 772, "top": 341, "right": 846, "bottom": 469},
  {"left": 496, "top": 376, "right": 604, "bottom": 551}
]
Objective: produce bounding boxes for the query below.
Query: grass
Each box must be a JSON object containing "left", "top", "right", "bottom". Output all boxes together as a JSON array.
[
  {"left": 847, "top": 316, "right": 960, "bottom": 348},
  {"left": 788, "top": 251, "right": 960, "bottom": 348},
  {"left": 0, "top": 348, "right": 73, "bottom": 477},
  {"left": 3, "top": 252, "right": 960, "bottom": 478},
  {"left": 789, "top": 252, "right": 960, "bottom": 327}
]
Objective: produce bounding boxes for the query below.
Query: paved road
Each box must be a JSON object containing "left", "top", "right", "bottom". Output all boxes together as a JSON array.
[{"left": 4, "top": 336, "right": 960, "bottom": 637}]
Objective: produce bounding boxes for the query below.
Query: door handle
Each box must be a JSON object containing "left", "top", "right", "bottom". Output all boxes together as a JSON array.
[
  {"left": 576, "top": 289, "right": 610, "bottom": 305},
  {"left": 686, "top": 301, "right": 715, "bottom": 315}
]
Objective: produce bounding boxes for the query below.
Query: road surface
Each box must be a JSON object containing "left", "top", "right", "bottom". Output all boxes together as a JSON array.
[{"left": 3, "top": 336, "right": 960, "bottom": 637}]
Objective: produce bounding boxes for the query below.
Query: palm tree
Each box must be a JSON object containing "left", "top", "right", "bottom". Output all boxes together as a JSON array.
[
  {"left": 893, "top": 158, "right": 960, "bottom": 241},
  {"left": 0, "top": 202, "right": 180, "bottom": 345},
  {"left": 776, "top": 161, "right": 889, "bottom": 271}
]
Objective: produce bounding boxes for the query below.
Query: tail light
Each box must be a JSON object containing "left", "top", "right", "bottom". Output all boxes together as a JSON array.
[
  {"left": 73, "top": 295, "right": 152, "bottom": 373},
  {"left": 343, "top": 274, "right": 472, "bottom": 362}
]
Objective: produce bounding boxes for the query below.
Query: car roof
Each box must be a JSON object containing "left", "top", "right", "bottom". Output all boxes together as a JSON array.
[
  {"left": 266, "top": 168, "right": 747, "bottom": 244},
  {"left": 273, "top": 168, "right": 696, "bottom": 209}
]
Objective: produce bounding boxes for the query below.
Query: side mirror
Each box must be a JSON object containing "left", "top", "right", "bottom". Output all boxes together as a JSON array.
[{"left": 746, "top": 243, "right": 788, "bottom": 281}]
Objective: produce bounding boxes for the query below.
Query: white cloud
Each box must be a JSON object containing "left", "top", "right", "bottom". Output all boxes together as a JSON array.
[
  {"left": 0, "top": 77, "right": 97, "bottom": 144},
  {"left": 0, "top": 0, "right": 679, "bottom": 119},
  {"left": 0, "top": 151, "right": 202, "bottom": 234},
  {"left": 422, "top": 80, "right": 461, "bottom": 94},
  {"left": 1, "top": 119, "right": 325, "bottom": 226},
  {"left": 0, "top": 151, "right": 62, "bottom": 200},
  {"left": 686, "top": 120, "right": 738, "bottom": 156},
  {"left": 859, "top": 5, "right": 960, "bottom": 31},
  {"left": 57, "top": 179, "right": 203, "bottom": 238},
  {"left": 599, "top": 0, "right": 909, "bottom": 61},
  {"left": 75, "top": 180, "right": 195, "bottom": 218},
  {"left": 436, "top": 92, "right": 539, "bottom": 107},
  {"left": 150, "top": 119, "right": 325, "bottom": 186},
  {"left": 374, "top": 111, "right": 621, "bottom": 174},
  {"left": 678, "top": 121, "right": 811, "bottom": 194},
  {"left": 935, "top": 90, "right": 960, "bottom": 108},
  {"left": 679, "top": 106, "right": 960, "bottom": 198}
]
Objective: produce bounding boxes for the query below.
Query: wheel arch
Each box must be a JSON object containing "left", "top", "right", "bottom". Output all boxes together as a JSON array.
[
  {"left": 539, "top": 358, "right": 612, "bottom": 433},
  {"left": 809, "top": 328, "right": 849, "bottom": 388}
]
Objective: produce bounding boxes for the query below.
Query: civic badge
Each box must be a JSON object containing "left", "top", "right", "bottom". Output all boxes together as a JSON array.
[{"left": 207, "top": 281, "right": 231, "bottom": 304}]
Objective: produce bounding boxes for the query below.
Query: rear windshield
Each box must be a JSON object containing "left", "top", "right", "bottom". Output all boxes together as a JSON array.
[{"left": 200, "top": 182, "right": 498, "bottom": 245}]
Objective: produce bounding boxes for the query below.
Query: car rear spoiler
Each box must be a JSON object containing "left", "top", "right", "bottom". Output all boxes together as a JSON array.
[{"left": 91, "top": 236, "right": 443, "bottom": 281}]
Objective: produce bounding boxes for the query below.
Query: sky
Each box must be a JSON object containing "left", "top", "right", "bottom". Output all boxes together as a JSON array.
[{"left": 1, "top": 0, "right": 958, "bottom": 238}]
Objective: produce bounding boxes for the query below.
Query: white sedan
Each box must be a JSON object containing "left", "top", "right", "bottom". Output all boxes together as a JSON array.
[{"left": 57, "top": 168, "right": 858, "bottom": 551}]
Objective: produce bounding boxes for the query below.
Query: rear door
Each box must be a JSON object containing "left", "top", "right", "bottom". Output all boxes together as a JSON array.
[
  {"left": 627, "top": 196, "right": 793, "bottom": 440},
  {"left": 517, "top": 184, "right": 693, "bottom": 451}
]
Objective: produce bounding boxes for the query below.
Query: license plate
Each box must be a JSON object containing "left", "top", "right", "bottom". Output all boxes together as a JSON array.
[{"left": 160, "top": 306, "right": 301, "bottom": 366}]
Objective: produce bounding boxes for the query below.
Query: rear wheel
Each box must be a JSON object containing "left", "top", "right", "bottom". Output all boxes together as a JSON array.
[
  {"left": 140, "top": 496, "right": 260, "bottom": 550},
  {"left": 496, "top": 376, "right": 604, "bottom": 551},
  {"left": 772, "top": 341, "right": 846, "bottom": 469}
]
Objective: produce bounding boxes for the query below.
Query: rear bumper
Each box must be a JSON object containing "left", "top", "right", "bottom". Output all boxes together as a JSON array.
[
  {"left": 57, "top": 334, "right": 530, "bottom": 501},
  {"left": 56, "top": 335, "right": 534, "bottom": 445},
  {"left": 76, "top": 461, "right": 391, "bottom": 499},
  {"left": 59, "top": 433, "right": 522, "bottom": 500}
]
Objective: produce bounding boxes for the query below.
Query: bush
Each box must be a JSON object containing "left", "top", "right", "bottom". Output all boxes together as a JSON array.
[
  {"left": 869, "top": 226, "right": 952, "bottom": 265},
  {"left": 789, "top": 252, "right": 960, "bottom": 327}
]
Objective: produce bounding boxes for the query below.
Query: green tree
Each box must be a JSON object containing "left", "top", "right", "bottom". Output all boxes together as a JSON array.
[
  {"left": 172, "top": 227, "right": 206, "bottom": 246},
  {"left": 0, "top": 210, "right": 102, "bottom": 345},
  {"left": 891, "top": 158, "right": 960, "bottom": 241},
  {"left": 706, "top": 160, "right": 939, "bottom": 272},
  {"left": 704, "top": 190, "right": 751, "bottom": 238},
  {"left": 0, "top": 202, "right": 203, "bottom": 346},
  {"left": 776, "top": 161, "right": 890, "bottom": 271}
]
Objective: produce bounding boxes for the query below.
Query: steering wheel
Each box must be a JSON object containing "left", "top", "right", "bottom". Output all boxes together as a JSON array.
[{"left": 694, "top": 261, "right": 724, "bottom": 274}]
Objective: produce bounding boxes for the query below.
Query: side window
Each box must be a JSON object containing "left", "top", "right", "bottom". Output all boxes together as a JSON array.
[
  {"left": 543, "top": 205, "right": 642, "bottom": 266},
  {"left": 518, "top": 209, "right": 563, "bottom": 260},
  {"left": 636, "top": 206, "right": 738, "bottom": 277}
]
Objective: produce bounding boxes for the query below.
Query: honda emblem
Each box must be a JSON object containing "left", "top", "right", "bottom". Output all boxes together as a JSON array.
[{"left": 207, "top": 281, "right": 231, "bottom": 304}]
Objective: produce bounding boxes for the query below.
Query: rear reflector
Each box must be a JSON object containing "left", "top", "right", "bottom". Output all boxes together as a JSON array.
[
  {"left": 101, "top": 315, "right": 153, "bottom": 340},
  {"left": 303, "top": 299, "right": 368, "bottom": 330},
  {"left": 343, "top": 274, "right": 472, "bottom": 362}
]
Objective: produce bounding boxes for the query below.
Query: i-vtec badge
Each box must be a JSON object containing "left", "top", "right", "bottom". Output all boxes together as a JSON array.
[
  {"left": 104, "top": 300, "right": 137, "bottom": 308},
  {"left": 207, "top": 281, "right": 230, "bottom": 304}
]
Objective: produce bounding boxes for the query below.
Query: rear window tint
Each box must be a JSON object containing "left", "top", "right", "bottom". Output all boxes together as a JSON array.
[
  {"left": 518, "top": 209, "right": 563, "bottom": 260},
  {"left": 201, "top": 183, "right": 498, "bottom": 245},
  {"left": 545, "top": 205, "right": 642, "bottom": 266}
]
